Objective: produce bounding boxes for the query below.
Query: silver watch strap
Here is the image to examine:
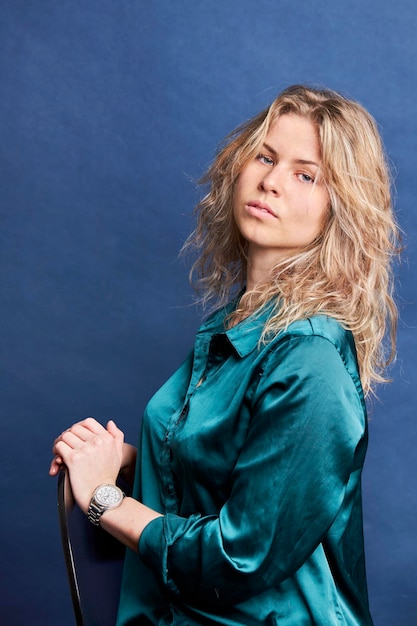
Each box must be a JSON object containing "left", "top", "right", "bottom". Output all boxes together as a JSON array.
[{"left": 87, "top": 500, "right": 104, "bottom": 526}]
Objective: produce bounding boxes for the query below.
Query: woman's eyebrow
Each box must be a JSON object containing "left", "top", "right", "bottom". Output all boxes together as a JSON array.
[
  {"left": 262, "top": 142, "right": 277, "bottom": 156},
  {"left": 262, "top": 143, "right": 320, "bottom": 168},
  {"left": 294, "top": 159, "right": 320, "bottom": 168}
]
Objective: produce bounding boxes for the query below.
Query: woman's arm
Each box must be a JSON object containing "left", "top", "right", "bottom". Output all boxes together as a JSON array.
[{"left": 49, "top": 417, "right": 161, "bottom": 551}]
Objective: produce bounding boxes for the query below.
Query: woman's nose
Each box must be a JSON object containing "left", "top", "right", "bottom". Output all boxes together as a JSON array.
[{"left": 259, "top": 167, "right": 281, "bottom": 195}]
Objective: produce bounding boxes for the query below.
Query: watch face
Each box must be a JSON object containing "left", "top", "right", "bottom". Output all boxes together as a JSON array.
[{"left": 95, "top": 485, "right": 123, "bottom": 507}]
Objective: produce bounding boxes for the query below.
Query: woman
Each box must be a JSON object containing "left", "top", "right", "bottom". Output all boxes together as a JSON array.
[{"left": 50, "top": 85, "right": 399, "bottom": 625}]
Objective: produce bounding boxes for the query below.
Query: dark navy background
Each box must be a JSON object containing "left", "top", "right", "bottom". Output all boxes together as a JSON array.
[{"left": 1, "top": 2, "right": 416, "bottom": 624}]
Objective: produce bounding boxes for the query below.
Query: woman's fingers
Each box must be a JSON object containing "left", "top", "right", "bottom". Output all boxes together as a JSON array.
[
  {"left": 52, "top": 417, "right": 104, "bottom": 452},
  {"left": 107, "top": 419, "right": 124, "bottom": 443},
  {"left": 49, "top": 418, "right": 125, "bottom": 483},
  {"left": 49, "top": 455, "right": 64, "bottom": 476},
  {"left": 78, "top": 416, "right": 108, "bottom": 435},
  {"left": 65, "top": 417, "right": 106, "bottom": 442},
  {"left": 107, "top": 420, "right": 125, "bottom": 462},
  {"left": 55, "top": 421, "right": 121, "bottom": 464},
  {"left": 60, "top": 429, "right": 87, "bottom": 449}
]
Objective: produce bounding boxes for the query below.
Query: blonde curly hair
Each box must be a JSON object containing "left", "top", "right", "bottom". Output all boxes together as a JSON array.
[{"left": 184, "top": 85, "right": 400, "bottom": 396}]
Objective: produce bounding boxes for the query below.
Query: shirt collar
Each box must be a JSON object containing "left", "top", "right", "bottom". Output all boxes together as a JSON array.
[
  {"left": 225, "top": 306, "right": 272, "bottom": 357},
  {"left": 198, "top": 299, "right": 275, "bottom": 359}
]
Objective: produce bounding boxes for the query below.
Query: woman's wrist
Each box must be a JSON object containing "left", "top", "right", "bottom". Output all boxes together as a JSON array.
[{"left": 99, "top": 496, "right": 162, "bottom": 552}]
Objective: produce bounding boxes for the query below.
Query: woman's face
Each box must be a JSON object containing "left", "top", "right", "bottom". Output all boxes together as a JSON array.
[{"left": 233, "top": 114, "right": 330, "bottom": 270}]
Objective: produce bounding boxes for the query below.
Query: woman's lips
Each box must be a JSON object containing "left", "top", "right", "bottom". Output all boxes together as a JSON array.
[{"left": 246, "top": 200, "right": 277, "bottom": 218}]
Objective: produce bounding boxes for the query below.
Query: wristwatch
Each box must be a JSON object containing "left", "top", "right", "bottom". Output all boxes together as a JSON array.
[{"left": 87, "top": 483, "right": 125, "bottom": 526}]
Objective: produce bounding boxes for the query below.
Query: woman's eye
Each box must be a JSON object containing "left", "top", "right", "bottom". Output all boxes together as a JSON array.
[
  {"left": 298, "top": 173, "right": 314, "bottom": 183},
  {"left": 257, "top": 154, "right": 274, "bottom": 166}
]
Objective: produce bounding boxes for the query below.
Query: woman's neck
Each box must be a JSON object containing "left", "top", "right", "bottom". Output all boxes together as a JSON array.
[{"left": 245, "top": 246, "right": 283, "bottom": 291}]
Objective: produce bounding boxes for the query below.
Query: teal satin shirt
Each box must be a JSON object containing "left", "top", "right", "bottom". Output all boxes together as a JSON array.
[{"left": 117, "top": 302, "right": 373, "bottom": 625}]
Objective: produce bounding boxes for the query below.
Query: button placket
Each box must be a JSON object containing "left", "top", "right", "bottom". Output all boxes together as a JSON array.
[
  {"left": 160, "top": 401, "right": 191, "bottom": 510},
  {"left": 160, "top": 335, "right": 210, "bottom": 511}
]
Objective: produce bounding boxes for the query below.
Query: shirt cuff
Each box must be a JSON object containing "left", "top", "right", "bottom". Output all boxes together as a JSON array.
[{"left": 138, "top": 513, "right": 202, "bottom": 596}]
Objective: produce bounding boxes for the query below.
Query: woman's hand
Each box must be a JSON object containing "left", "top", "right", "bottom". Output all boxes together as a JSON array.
[
  {"left": 49, "top": 417, "right": 125, "bottom": 514},
  {"left": 119, "top": 443, "right": 138, "bottom": 486},
  {"left": 49, "top": 419, "right": 160, "bottom": 551}
]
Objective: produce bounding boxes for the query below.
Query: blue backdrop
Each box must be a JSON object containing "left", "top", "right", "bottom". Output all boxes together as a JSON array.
[{"left": 1, "top": 2, "right": 416, "bottom": 624}]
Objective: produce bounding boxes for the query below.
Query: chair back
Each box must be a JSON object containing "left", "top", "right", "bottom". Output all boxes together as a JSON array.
[{"left": 57, "top": 468, "right": 126, "bottom": 626}]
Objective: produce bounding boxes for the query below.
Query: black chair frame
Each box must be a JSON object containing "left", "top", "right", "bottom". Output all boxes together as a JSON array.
[{"left": 57, "top": 468, "right": 128, "bottom": 626}]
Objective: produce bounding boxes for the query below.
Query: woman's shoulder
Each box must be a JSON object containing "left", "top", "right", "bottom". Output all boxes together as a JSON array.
[
  {"left": 283, "top": 314, "right": 352, "bottom": 345},
  {"left": 267, "top": 315, "right": 362, "bottom": 395}
]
